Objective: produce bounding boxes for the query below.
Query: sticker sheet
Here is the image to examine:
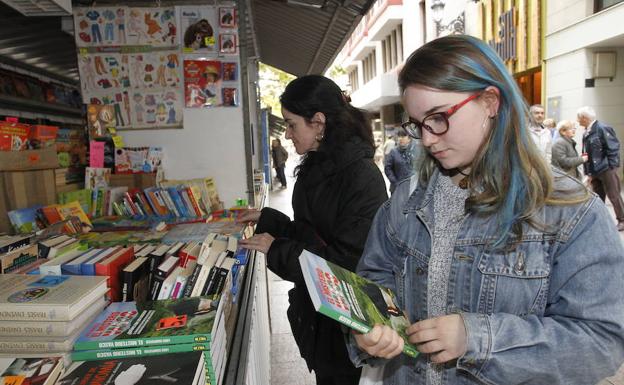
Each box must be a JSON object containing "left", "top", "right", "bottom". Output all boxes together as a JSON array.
[
  {"left": 178, "top": 6, "right": 219, "bottom": 53},
  {"left": 183, "top": 59, "right": 222, "bottom": 108},
  {"left": 73, "top": 7, "right": 127, "bottom": 47},
  {"left": 78, "top": 53, "right": 130, "bottom": 102},
  {"left": 126, "top": 7, "right": 177, "bottom": 47},
  {"left": 129, "top": 89, "right": 183, "bottom": 127},
  {"left": 87, "top": 91, "right": 132, "bottom": 130},
  {"left": 128, "top": 51, "right": 181, "bottom": 90}
]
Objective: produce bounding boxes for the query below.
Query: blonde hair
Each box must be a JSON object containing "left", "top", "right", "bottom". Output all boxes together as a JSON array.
[{"left": 557, "top": 120, "right": 574, "bottom": 135}]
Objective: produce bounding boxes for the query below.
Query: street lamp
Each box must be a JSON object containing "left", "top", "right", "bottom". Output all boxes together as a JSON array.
[{"left": 431, "top": 0, "right": 466, "bottom": 37}]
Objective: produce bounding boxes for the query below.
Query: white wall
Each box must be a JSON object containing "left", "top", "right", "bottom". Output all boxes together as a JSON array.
[
  {"left": 547, "top": 0, "right": 589, "bottom": 34},
  {"left": 546, "top": 47, "right": 624, "bottom": 155},
  {"left": 122, "top": 107, "right": 248, "bottom": 207}
]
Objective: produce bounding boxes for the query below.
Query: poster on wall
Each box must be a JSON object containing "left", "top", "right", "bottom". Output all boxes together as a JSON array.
[
  {"left": 178, "top": 6, "right": 218, "bottom": 53},
  {"left": 73, "top": 7, "right": 127, "bottom": 47},
  {"left": 77, "top": 53, "right": 130, "bottom": 102},
  {"left": 183, "top": 59, "right": 222, "bottom": 108},
  {"left": 126, "top": 7, "right": 178, "bottom": 47},
  {"left": 129, "top": 89, "right": 183, "bottom": 128},
  {"left": 128, "top": 51, "right": 181, "bottom": 89}
]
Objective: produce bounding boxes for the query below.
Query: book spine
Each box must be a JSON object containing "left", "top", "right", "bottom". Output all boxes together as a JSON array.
[
  {"left": 179, "top": 189, "right": 197, "bottom": 217},
  {"left": 0, "top": 340, "right": 71, "bottom": 353},
  {"left": 0, "top": 321, "right": 71, "bottom": 337},
  {"left": 161, "top": 189, "right": 180, "bottom": 217},
  {"left": 182, "top": 263, "right": 203, "bottom": 297},
  {"left": 209, "top": 268, "right": 229, "bottom": 296},
  {"left": 71, "top": 342, "right": 211, "bottom": 361},
  {"left": 73, "top": 333, "right": 212, "bottom": 351},
  {"left": 149, "top": 275, "right": 165, "bottom": 300},
  {"left": 201, "top": 266, "right": 220, "bottom": 296},
  {"left": 0, "top": 306, "right": 70, "bottom": 322},
  {"left": 186, "top": 187, "right": 204, "bottom": 217}
]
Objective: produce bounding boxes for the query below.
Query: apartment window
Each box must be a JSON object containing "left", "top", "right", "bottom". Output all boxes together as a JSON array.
[
  {"left": 363, "top": 51, "right": 377, "bottom": 84},
  {"left": 382, "top": 24, "right": 403, "bottom": 73},
  {"left": 595, "top": 0, "right": 624, "bottom": 11},
  {"left": 348, "top": 68, "right": 359, "bottom": 92}
]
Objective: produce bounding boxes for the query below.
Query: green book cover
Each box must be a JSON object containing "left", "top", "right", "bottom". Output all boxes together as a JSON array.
[
  {"left": 71, "top": 342, "right": 217, "bottom": 376},
  {"left": 74, "top": 295, "right": 222, "bottom": 351},
  {"left": 299, "top": 249, "right": 419, "bottom": 358},
  {"left": 58, "top": 189, "right": 92, "bottom": 215}
]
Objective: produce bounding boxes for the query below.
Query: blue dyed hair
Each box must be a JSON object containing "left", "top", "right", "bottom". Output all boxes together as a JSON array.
[{"left": 399, "top": 35, "right": 555, "bottom": 248}]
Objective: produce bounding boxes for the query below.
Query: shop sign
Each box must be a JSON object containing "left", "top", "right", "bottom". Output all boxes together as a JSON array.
[{"left": 488, "top": 8, "right": 516, "bottom": 62}]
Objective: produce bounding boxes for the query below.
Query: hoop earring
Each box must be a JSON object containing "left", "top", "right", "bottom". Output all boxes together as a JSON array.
[{"left": 315, "top": 133, "right": 324, "bottom": 142}]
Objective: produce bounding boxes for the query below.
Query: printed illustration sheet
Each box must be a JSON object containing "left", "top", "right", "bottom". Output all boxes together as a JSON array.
[
  {"left": 126, "top": 7, "right": 178, "bottom": 47},
  {"left": 128, "top": 50, "right": 181, "bottom": 89},
  {"left": 74, "top": 7, "right": 127, "bottom": 47},
  {"left": 78, "top": 53, "right": 130, "bottom": 102},
  {"left": 129, "top": 89, "right": 183, "bottom": 128},
  {"left": 178, "top": 6, "right": 219, "bottom": 53}
]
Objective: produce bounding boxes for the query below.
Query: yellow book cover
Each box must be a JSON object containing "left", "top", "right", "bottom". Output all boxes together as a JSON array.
[{"left": 57, "top": 201, "right": 92, "bottom": 227}]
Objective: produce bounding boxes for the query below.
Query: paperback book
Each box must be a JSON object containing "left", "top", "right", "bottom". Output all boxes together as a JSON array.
[
  {"left": 299, "top": 249, "right": 418, "bottom": 358},
  {"left": 0, "top": 274, "right": 108, "bottom": 321},
  {"left": 74, "top": 295, "right": 223, "bottom": 351},
  {"left": 57, "top": 351, "right": 206, "bottom": 385}
]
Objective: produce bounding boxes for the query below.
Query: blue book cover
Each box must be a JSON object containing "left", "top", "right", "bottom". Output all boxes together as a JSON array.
[
  {"left": 62, "top": 248, "right": 102, "bottom": 275},
  {"left": 7, "top": 205, "right": 44, "bottom": 234},
  {"left": 81, "top": 248, "right": 117, "bottom": 275},
  {"left": 167, "top": 187, "right": 191, "bottom": 218}
]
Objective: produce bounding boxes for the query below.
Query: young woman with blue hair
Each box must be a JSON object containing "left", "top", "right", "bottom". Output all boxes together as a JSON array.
[{"left": 351, "top": 35, "right": 624, "bottom": 384}]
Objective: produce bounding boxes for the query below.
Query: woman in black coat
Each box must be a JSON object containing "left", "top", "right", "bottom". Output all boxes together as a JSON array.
[{"left": 238, "top": 75, "right": 388, "bottom": 385}]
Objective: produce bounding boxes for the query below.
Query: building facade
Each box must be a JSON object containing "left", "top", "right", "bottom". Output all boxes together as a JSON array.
[
  {"left": 330, "top": 0, "right": 545, "bottom": 137},
  {"left": 545, "top": 0, "right": 624, "bottom": 148}
]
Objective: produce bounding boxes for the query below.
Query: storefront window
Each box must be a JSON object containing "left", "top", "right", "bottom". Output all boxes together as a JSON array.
[{"left": 595, "top": 0, "right": 624, "bottom": 12}]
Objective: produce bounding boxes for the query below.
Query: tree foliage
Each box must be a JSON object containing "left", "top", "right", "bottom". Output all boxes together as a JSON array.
[{"left": 258, "top": 63, "right": 295, "bottom": 118}]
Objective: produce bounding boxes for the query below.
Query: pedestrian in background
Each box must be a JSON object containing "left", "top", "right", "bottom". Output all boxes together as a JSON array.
[
  {"left": 383, "top": 133, "right": 396, "bottom": 155},
  {"left": 543, "top": 117, "right": 559, "bottom": 140},
  {"left": 579, "top": 106, "right": 624, "bottom": 231},
  {"left": 351, "top": 35, "right": 624, "bottom": 385},
  {"left": 528, "top": 104, "right": 552, "bottom": 162},
  {"left": 551, "top": 119, "right": 585, "bottom": 178},
  {"left": 384, "top": 129, "right": 421, "bottom": 194},
  {"left": 237, "top": 75, "right": 388, "bottom": 385},
  {"left": 271, "top": 138, "right": 288, "bottom": 189}
]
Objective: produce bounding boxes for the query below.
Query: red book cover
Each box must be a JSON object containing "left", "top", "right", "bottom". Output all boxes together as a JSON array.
[
  {"left": 0, "top": 121, "right": 29, "bottom": 150},
  {"left": 95, "top": 247, "right": 134, "bottom": 301},
  {"left": 185, "top": 187, "right": 203, "bottom": 217}
]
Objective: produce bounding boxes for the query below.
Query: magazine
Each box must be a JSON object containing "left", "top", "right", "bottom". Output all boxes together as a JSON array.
[{"left": 299, "top": 249, "right": 418, "bottom": 358}]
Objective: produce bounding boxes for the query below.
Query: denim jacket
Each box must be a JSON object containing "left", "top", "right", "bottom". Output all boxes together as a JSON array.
[{"left": 353, "top": 169, "right": 624, "bottom": 385}]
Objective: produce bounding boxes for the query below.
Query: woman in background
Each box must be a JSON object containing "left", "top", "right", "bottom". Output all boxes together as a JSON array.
[
  {"left": 351, "top": 35, "right": 624, "bottom": 385},
  {"left": 551, "top": 120, "right": 586, "bottom": 178},
  {"left": 238, "top": 75, "right": 388, "bottom": 385}
]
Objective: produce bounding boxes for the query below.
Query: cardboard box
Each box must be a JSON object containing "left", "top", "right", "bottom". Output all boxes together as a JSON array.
[
  {"left": 0, "top": 169, "right": 57, "bottom": 233},
  {"left": 0, "top": 148, "right": 59, "bottom": 171},
  {"left": 109, "top": 173, "right": 156, "bottom": 190}
]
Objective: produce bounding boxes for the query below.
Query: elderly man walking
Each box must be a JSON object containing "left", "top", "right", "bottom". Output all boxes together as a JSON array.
[{"left": 578, "top": 106, "right": 624, "bottom": 231}]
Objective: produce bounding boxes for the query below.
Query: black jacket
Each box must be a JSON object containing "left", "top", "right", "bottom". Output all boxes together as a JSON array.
[
  {"left": 582, "top": 120, "right": 620, "bottom": 176},
  {"left": 255, "top": 136, "right": 387, "bottom": 374}
]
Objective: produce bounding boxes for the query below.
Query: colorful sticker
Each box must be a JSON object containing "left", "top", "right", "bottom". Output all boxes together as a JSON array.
[
  {"left": 128, "top": 51, "right": 181, "bottom": 89},
  {"left": 130, "top": 89, "right": 183, "bottom": 127}
]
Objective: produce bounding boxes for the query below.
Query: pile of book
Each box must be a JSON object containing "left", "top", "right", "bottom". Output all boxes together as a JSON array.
[
  {"left": 71, "top": 295, "right": 228, "bottom": 385},
  {"left": 0, "top": 274, "right": 108, "bottom": 357},
  {"left": 7, "top": 201, "right": 92, "bottom": 235}
]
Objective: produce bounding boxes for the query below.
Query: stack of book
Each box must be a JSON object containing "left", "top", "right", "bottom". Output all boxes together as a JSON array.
[
  {"left": 0, "top": 274, "right": 108, "bottom": 356},
  {"left": 71, "top": 295, "right": 229, "bottom": 385},
  {"left": 59, "top": 351, "right": 207, "bottom": 385}
]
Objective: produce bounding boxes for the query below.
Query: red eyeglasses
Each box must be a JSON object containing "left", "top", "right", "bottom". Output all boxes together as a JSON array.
[{"left": 401, "top": 92, "right": 482, "bottom": 139}]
